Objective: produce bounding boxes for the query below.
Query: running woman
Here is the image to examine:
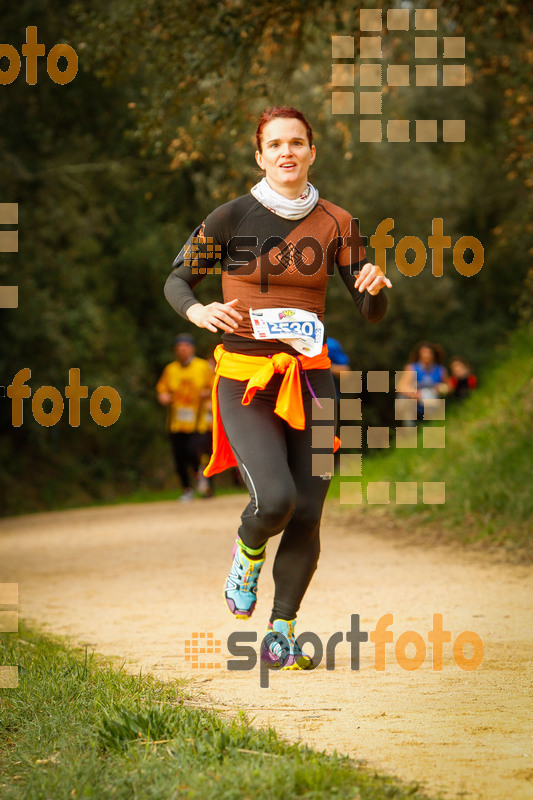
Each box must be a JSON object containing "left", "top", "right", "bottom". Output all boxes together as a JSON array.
[{"left": 165, "top": 106, "right": 391, "bottom": 670}]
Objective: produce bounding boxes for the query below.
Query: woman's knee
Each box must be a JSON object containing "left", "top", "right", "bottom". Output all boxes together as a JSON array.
[{"left": 258, "top": 485, "right": 297, "bottom": 533}]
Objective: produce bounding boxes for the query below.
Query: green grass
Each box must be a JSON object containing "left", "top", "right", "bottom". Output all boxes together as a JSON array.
[
  {"left": 329, "top": 322, "right": 533, "bottom": 553},
  {"left": 0, "top": 626, "right": 438, "bottom": 800}
]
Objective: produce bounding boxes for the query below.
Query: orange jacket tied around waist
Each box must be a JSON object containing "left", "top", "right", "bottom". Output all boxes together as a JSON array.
[{"left": 204, "top": 344, "right": 340, "bottom": 477}]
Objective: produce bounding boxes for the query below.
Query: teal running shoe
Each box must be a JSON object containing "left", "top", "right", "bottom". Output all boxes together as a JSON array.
[
  {"left": 260, "top": 618, "right": 313, "bottom": 670},
  {"left": 224, "top": 538, "right": 265, "bottom": 619}
]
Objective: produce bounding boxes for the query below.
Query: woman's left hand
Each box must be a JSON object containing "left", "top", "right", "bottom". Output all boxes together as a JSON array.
[{"left": 354, "top": 263, "right": 392, "bottom": 295}]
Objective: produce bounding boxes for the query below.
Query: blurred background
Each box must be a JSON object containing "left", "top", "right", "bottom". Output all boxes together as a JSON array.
[{"left": 0, "top": 0, "right": 531, "bottom": 531}]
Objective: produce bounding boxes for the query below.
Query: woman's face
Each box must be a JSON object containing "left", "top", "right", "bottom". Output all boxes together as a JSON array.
[
  {"left": 255, "top": 117, "right": 316, "bottom": 198},
  {"left": 419, "top": 346, "right": 435, "bottom": 366},
  {"left": 451, "top": 360, "right": 468, "bottom": 378}
]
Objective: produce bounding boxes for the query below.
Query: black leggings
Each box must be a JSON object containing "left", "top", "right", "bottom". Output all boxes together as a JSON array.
[
  {"left": 169, "top": 432, "right": 200, "bottom": 490},
  {"left": 217, "top": 369, "right": 337, "bottom": 622}
]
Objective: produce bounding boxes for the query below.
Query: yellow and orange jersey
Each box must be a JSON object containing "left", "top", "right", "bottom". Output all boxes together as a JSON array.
[{"left": 156, "top": 357, "right": 213, "bottom": 433}]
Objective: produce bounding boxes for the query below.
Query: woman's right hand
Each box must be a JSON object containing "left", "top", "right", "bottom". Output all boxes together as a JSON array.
[
  {"left": 396, "top": 366, "right": 418, "bottom": 398},
  {"left": 186, "top": 298, "right": 243, "bottom": 333}
]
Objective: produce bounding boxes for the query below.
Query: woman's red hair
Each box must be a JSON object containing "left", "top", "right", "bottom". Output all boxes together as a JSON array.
[{"left": 255, "top": 106, "right": 313, "bottom": 152}]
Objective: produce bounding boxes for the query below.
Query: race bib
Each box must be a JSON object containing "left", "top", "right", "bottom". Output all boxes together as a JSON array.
[
  {"left": 173, "top": 407, "right": 196, "bottom": 423},
  {"left": 249, "top": 307, "right": 324, "bottom": 357}
]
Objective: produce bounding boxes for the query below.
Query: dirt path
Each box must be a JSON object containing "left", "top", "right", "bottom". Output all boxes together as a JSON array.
[{"left": 0, "top": 496, "right": 532, "bottom": 799}]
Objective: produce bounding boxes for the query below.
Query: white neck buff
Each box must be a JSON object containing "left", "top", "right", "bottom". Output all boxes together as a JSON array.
[{"left": 250, "top": 177, "right": 319, "bottom": 220}]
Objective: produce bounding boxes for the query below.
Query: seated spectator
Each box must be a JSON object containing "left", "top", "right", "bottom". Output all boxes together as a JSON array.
[
  {"left": 396, "top": 341, "right": 448, "bottom": 425},
  {"left": 448, "top": 356, "right": 477, "bottom": 401}
]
